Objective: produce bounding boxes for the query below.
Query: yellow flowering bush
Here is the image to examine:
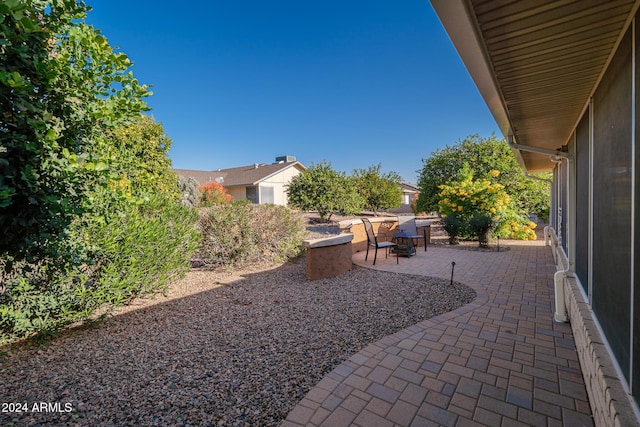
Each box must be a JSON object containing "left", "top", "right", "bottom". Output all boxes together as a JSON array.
[
  {"left": 437, "top": 164, "right": 537, "bottom": 242},
  {"left": 496, "top": 219, "right": 537, "bottom": 241},
  {"left": 437, "top": 167, "right": 510, "bottom": 222}
]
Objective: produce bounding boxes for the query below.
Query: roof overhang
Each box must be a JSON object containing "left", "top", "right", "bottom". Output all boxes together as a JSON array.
[
  {"left": 430, "top": 0, "right": 640, "bottom": 171},
  {"left": 249, "top": 161, "right": 306, "bottom": 186}
]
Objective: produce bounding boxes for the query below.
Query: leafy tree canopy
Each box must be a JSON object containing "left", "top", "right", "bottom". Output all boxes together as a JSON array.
[
  {"left": 286, "top": 161, "right": 364, "bottom": 221},
  {"left": 0, "top": 1, "right": 200, "bottom": 343},
  {"left": 0, "top": 0, "right": 151, "bottom": 258},
  {"left": 353, "top": 164, "right": 402, "bottom": 216},
  {"left": 416, "top": 134, "right": 550, "bottom": 220},
  {"left": 96, "top": 115, "right": 179, "bottom": 203}
]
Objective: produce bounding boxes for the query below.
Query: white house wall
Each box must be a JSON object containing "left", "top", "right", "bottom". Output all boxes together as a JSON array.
[{"left": 259, "top": 166, "right": 302, "bottom": 206}]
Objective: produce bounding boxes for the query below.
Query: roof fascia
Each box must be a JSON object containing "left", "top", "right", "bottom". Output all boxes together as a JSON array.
[
  {"left": 250, "top": 162, "right": 306, "bottom": 186},
  {"left": 430, "top": 0, "right": 532, "bottom": 169}
]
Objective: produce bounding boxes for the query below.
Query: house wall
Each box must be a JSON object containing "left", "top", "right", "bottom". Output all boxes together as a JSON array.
[
  {"left": 259, "top": 166, "right": 302, "bottom": 206},
  {"left": 552, "top": 15, "right": 640, "bottom": 424},
  {"left": 388, "top": 189, "right": 417, "bottom": 214},
  {"left": 224, "top": 187, "right": 246, "bottom": 202},
  {"left": 221, "top": 166, "right": 303, "bottom": 205}
]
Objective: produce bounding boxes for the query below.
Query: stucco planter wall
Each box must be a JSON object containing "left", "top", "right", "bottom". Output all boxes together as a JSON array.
[{"left": 303, "top": 234, "right": 354, "bottom": 281}]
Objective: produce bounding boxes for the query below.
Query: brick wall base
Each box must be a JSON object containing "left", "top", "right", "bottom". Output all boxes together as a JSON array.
[
  {"left": 563, "top": 275, "right": 639, "bottom": 426},
  {"left": 548, "top": 229, "right": 640, "bottom": 426}
]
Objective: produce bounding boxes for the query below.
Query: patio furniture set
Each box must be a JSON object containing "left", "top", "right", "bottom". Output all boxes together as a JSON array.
[{"left": 362, "top": 215, "right": 428, "bottom": 265}]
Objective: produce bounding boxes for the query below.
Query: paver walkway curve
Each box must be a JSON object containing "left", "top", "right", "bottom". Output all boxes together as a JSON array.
[{"left": 283, "top": 240, "right": 593, "bottom": 426}]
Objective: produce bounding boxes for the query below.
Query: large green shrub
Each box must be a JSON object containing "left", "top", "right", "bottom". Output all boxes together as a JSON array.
[
  {"left": 436, "top": 164, "right": 537, "bottom": 244},
  {"left": 79, "top": 194, "right": 200, "bottom": 305},
  {"left": 352, "top": 164, "right": 403, "bottom": 216},
  {"left": 417, "top": 134, "right": 550, "bottom": 220},
  {"left": 0, "top": 195, "right": 199, "bottom": 344},
  {"left": 287, "top": 162, "right": 364, "bottom": 221},
  {"left": 198, "top": 203, "right": 305, "bottom": 267},
  {"left": 0, "top": 2, "right": 200, "bottom": 344},
  {"left": 0, "top": 1, "right": 151, "bottom": 259}
]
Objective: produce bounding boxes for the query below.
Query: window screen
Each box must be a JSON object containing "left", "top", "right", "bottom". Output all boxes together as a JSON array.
[
  {"left": 559, "top": 159, "right": 568, "bottom": 254},
  {"left": 633, "top": 15, "right": 640, "bottom": 403},
  {"left": 260, "top": 186, "right": 274, "bottom": 204},
  {"left": 575, "top": 111, "right": 590, "bottom": 294},
  {"left": 246, "top": 187, "right": 258, "bottom": 204},
  {"left": 592, "top": 29, "right": 632, "bottom": 380}
]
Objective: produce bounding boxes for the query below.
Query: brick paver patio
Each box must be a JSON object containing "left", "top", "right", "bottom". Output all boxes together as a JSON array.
[{"left": 283, "top": 239, "right": 593, "bottom": 426}]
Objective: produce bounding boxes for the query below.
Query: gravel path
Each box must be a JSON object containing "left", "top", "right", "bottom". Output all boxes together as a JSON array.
[{"left": 0, "top": 257, "right": 475, "bottom": 426}]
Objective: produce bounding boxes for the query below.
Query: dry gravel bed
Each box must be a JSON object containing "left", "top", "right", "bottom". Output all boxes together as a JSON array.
[{"left": 0, "top": 256, "right": 475, "bottom": 427}]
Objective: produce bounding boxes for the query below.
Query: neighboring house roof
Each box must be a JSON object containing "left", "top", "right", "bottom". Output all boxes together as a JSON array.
[
  {"left": 399, "top": 182, "right": 419, "bottom": 193},
  {"left": 430, "top": 0, "right": 636, "bottom": 172},
  {"left": 173, "top": 161, "right": 306, "bottom": 187}
]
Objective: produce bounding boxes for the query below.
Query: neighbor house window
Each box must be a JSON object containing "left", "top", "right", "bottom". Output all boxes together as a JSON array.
[
  {"left": 246, "top": 187, "right": 258, "bottom": 204},
  {"left": 260, "top": 186, "right": 274, "bottom": 204}
]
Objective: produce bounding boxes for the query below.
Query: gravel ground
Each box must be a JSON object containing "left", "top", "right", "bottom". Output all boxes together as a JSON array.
[{"left": 0, "top": 256, "right": 475, "bottom": 426}]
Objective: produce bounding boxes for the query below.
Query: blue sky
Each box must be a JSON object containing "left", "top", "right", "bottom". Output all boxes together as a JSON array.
[{"left": 85, "top": 1, "right": 500, "bottom": 183}]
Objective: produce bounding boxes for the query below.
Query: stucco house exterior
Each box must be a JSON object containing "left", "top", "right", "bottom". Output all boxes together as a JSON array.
[
  {"left": 173, "top": 156, "right": 305, "bottom": 206},
  {"left": 388, "top": 182, "right": 419, "bottom": 214},
  {"left": 431, "top": 1, "right": 640, "bottom": 425}
]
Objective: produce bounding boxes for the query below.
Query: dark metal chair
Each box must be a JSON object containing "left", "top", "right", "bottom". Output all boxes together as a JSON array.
[
  {"left": 397, "top": 215, "right": 427, "bottom": 251},
  {"left": 361, "top": 217, "right": 398, "bottom": 265}
]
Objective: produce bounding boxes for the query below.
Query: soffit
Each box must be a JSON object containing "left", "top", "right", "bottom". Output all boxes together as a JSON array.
[{"left": 433, "top": 0, "right": 637, "bottom": 171}]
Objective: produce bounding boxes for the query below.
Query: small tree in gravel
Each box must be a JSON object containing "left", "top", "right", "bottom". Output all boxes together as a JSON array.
[
  {"left": 352, "top": 164, "right": 403, "bottom": 216},
  {"left": 286, "top": 162, "right": 364, "bottom": 221}
]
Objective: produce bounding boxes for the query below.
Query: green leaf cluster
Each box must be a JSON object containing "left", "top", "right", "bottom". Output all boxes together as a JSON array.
[
  {"left": 352, "top": 164, "right": 402, "bottom": 216},
  {"left": 286, "top": 161, "right": 365, "bottom": 221},
  {"left": 0, "top": 0, "right": 152, "bottom": 258},
  {"left": 287, "top": 162, "right": 404, "bottom": 220},
  {"left": 1, "top": 194, "right": 199, "bottom": 343},
  {"left": 416, "top": 134, "right": 550, "bottom": 221},
  {"left": 0, "top": 2, "right": 199, "bottom": 343},
  {"left": 97, "top": 115, "right": 180, "bottom": 203}
]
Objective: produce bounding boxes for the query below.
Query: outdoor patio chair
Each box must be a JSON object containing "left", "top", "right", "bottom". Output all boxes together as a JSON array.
[
  {"left": 397, "top": 215, "right": 427, "bottom": 251},
  {"left": 361, "top": 217, "right": 398, "bottom": 265}
]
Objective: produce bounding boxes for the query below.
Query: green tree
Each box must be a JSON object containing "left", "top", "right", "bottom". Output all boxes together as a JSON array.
[
  {"left": 287, "top": 162, "right": 364, "bottom": 221},
  {"left": 0, "top": 0, "right": 151, "bottom": 259},
  {"left": 416, "top": 134, "right": 550, "bottom": 220},
  {"left": 99, "top": 115, "right": 180, "bottom": 201},
  {"left": 353, "top": 164, "right": 402, "bottom": 216},
  {"left": 0, "top": 2, "right": 200, "bottom": 342}
]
